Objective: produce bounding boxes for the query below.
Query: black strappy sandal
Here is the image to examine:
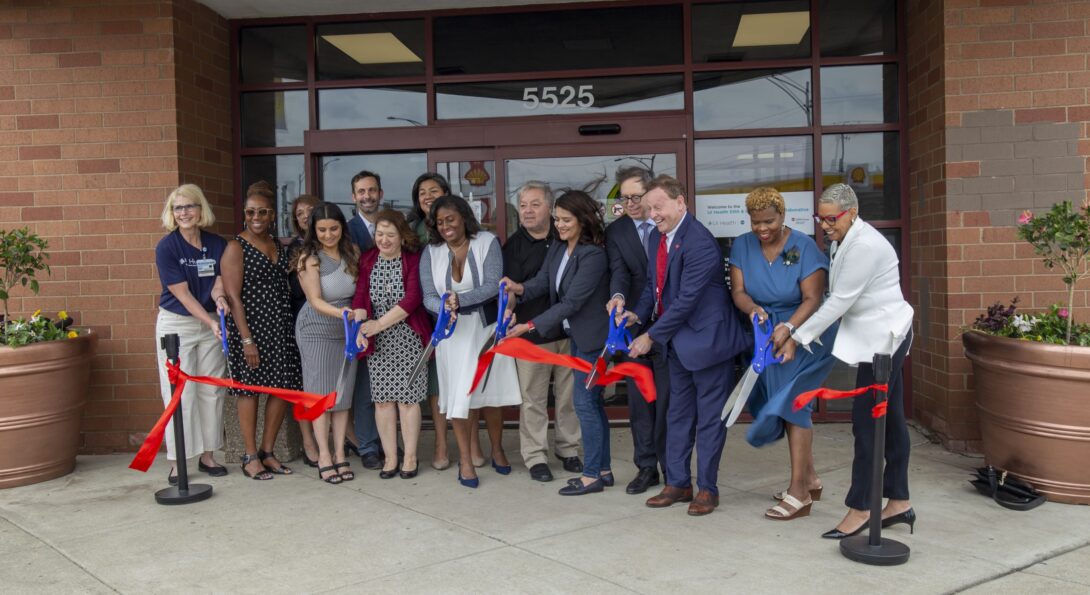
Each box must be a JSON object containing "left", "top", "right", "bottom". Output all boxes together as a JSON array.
[
  {"left": 257, "top": 449, "right": 293, "bottom": 475},
  {"left": 318, "top": 465, "right": 343, "bottom": 485},
  {"left": 241, "top": 454, "right": 273, "bottom": 481},
  {"left": 334, "top": 461, "right": 355, "bottom": 481}
]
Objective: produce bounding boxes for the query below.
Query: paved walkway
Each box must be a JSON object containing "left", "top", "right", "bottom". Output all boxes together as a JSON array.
[{"left": 2, "top": 425, "right": 1088, "bottom": 594}]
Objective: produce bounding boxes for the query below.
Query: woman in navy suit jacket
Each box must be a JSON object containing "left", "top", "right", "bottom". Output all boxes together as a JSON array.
[{"left": 503, "top": 190, "right": 613, "bottom": 496}]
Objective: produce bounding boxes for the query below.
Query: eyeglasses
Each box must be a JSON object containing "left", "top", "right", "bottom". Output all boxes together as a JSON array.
[
  {"left": 244, "top": 208, "right": 274, "bottom": 218},
  {"left": 172, "top": 204, "right": 200, "bottom": 214},
  {"left": 618, "top": 193, "right": 645, "bottom": 205},
  {"left": 814, "top": 209, "right": 851, "bottom": 226}
]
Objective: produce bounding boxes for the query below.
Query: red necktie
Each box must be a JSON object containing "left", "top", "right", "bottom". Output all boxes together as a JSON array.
[{"left": 655, "top": 233, "right": 667, "bottom": 316}]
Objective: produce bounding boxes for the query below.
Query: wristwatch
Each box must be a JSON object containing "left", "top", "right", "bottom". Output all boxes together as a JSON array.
[{"left": 782, "top": 321, "right": 797, "bottom": 336}]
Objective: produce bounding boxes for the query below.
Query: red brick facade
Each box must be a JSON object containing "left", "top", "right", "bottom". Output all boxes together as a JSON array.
[
  {"left": 908, "top": 0, "right": 1090, "bottom": 452},
  {"left": 0, "top": 0, "right": 231, "bottom": 453}
]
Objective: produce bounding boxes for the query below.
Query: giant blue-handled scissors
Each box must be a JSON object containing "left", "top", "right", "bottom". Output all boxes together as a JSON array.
[
  {"left": 218, "top": 307, "right": 229, "bottom": 358},
  {"left": 721, "top": 312, "right": 785, "bottom": 427},
  {"left": 476, "top": 282, "right": 511, "bottom": 391},
  {"left": 407, "top": 293, "right": 457, "bottom": 387},
  {"left": 584, "top": 307, "right": 633, "bottom": 389},
  {"left": 334, "top": 310, "right": 366, "bottom": 399}
]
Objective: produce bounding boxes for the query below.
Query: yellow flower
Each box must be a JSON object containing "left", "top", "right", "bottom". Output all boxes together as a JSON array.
[
  {"left": 67, "top": 331, "right": 78, "bottom": 339},
  {"left": 31, "top": 309, "right": 41, "bottom": 320},
  {"left": 58, "top": 310, "right": 68, "bottom": 319}
]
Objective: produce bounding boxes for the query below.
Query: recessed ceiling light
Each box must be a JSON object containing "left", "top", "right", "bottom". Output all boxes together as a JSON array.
[
  {"left": 323, "top": 32, "right": 421, "bottom": 64},
  {"left": 733, "top": 11, "right": 810, "bottom": 47}
]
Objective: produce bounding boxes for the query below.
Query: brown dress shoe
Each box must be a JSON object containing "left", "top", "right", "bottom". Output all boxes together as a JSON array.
[
  {"left": 687, "top": 491, "right": 719, "bottom": 516},
  {"left": 645, "top": 485, "right": 694, "bottom": 508}
]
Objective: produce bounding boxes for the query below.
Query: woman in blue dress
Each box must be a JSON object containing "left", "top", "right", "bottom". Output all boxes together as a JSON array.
[{"left": 729, "top": 187, "right": 837, "bottom": 521}]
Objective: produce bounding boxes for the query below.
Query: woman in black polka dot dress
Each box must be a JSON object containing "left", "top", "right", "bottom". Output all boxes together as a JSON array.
[{"left": 222, "top": 181, "right": 303, "bottom": 480}]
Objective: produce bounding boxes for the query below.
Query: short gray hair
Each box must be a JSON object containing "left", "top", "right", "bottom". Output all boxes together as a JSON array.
[
  {"left": 516, "top": 180, "right": 554, "bottom": 205},
  {"left": 819, "top": 183, "right": 858, "bottom": 210}
]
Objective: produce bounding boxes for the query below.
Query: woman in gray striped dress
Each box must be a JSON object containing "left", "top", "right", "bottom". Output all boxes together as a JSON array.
[{"left": 295, "top": 203, "right": 361, "bottom": 485}]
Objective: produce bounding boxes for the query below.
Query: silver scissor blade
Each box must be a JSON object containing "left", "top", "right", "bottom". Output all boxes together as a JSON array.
[
  {"left": 721, "top": 367, "right": 758, "bottom": 426},
  {"left": 333, "top": 356, "right": 355, "bottom": 408},
  {"left": 583, "top": 345, "right": 610, "bottom": 390},
  {"left": 407, "top": 344, "right": 434, "bottom": 388}
]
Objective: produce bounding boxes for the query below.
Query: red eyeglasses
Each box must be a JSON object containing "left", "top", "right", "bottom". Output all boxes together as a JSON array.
[{"left": 814, "top": 209, "right": 851, "bottom": 226}]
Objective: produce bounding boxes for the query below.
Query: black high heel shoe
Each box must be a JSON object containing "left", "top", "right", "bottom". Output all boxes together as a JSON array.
[
  {"left": 821, "top": 522, "right": 866, "bottom": 539},
  {"left": 881, "top": 508, "right": 916, "bottom": 534}
]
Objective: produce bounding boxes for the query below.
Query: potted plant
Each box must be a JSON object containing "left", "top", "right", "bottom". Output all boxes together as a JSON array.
[
  {"left": 0, "top": 228, "right": 98, "bottom": 489},
  {"left": 962, "top": 200, "right": 1090, "bottom": 505}
]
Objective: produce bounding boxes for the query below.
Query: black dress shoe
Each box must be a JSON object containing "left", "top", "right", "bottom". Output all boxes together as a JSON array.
[
  {"left": 399, "top": 466, "right": 418, "bottom": 479},
  {"left": 379, "top": 467, "right": 399, "bottom": 479},
  {"left": 881, "top": 508, "right": 916, "bottom": 534},
  {"left": 558, "top": 478, "right": 603, "bottom": 496},
  {"left": 360, "top": 452, "right": 383, "bottom": 470},
  {"left": 822, "top": 523, "right": 867, "bottom": 539},
  {"left": 167, "top": 469, "right": 178, "bottom": 486},
  {"left": 626, "top": 467, "right": 660, "bottom": 495},
  {"left": 529, "top": 463, "right": 553, "bottom": 482},
  {"left": 198, "top": 461, "right": 228, "bottom": 477},
  {"left": 555, "top": 453, "right": 583, "bottom": 473}
]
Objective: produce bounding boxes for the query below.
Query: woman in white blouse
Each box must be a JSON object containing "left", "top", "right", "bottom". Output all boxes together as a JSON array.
[{"left": 779, "top": 183, "right": 916, "bottom": 539}]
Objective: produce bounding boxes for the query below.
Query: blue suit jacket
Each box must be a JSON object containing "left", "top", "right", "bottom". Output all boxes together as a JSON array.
[
  {"left": 634, "top": 214, "right": 746, "bottom": 372},
  {"left": 348, "top": 215, "right": 374, "bottom": 252}
]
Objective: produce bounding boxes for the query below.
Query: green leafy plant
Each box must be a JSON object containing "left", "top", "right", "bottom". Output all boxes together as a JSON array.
[
  {"left": 0, "top": 227, "right": 51, "bottom": 322},
  {"left": 972, "top": 299, "right": 1090, "bottom": 347},
  {"left": 2, "top": 309, "right": 77, "bottom": 347},
  {"left": 1016, "top": 200, "right": 1090, "bottom": 344}
]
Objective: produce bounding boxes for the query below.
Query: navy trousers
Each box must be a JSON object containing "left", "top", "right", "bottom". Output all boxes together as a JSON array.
[{"left": 664, "top": 349, "right": 733, "bottom": 495}]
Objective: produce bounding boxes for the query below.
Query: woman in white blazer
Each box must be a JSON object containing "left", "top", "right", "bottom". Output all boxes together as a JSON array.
[{"left": 778, "top": 183, "right": 915, "bottom": 539}]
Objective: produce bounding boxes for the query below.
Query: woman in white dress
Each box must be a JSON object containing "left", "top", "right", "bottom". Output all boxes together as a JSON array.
[{"left": 420, "top": 195, "right": 520, "bottom": 488}]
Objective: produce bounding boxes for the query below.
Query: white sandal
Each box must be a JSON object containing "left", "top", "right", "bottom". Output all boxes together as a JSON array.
[
  {"left": 772, "top": 486, "right": 823, "bottom": 501},
  {"left": 766, "top": 493, "right": 813, "bottom": 521}
]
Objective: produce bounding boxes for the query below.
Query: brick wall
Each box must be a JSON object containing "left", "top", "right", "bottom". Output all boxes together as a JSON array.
[
  {"left": 0, "top": 0, "right": 231, "bottom": 453},
  {"left": 909, "top": 0, "right": 1090, "bottom": 452}
]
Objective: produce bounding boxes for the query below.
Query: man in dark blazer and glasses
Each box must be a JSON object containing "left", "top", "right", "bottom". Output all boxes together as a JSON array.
[{"left": 605, "top": 166, "right": 671, "bottom": 496}]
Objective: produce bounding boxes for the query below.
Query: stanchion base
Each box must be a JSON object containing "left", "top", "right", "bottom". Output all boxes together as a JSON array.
[
  {"left": 154, "top": 483, "right": 213, "bottom": 505},
  {"left": 840, "top": 535, "right": 910, "bottom": 566}
]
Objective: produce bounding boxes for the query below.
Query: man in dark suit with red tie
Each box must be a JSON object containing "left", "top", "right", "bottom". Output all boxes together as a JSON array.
[
  {"left": 605, "top": 166, "right": 670, "bottom": 495},
  {"left": 624, "top": 175, "right": 747, "bottom": 516}
]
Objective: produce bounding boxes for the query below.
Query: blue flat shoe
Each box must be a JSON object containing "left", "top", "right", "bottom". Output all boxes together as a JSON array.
[
  {"left": 491, "top": 459, "right": 512, "bottom": 475},
  {"left": 458, "top": 472, "right": 479, "bottom": 489},
  {"left": 559, "top": 478, "right": 604, "bottom": 496}
]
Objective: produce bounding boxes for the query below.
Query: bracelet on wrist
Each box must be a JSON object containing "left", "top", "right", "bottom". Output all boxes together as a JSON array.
[
  {"left": 241, "top": 337, "right": 254, "bottom": 346},
  {"left": 783, "top": 322, "right": 797, "bottom": 336}
]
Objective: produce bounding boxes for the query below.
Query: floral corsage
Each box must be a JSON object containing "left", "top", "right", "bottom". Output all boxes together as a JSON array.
[{"left": 782, "top": 247, "right": 800, "bottom": 266}]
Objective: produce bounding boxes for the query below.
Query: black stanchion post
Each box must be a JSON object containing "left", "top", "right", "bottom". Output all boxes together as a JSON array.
[
  {"left": 840, "top": 352, "right": 910, "bottom": 566},
  {"left": 154, "top": 333, "right": 213, "bottom": 505}
]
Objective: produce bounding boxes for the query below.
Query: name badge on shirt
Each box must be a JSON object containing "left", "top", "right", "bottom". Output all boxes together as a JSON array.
[{"left": 195, "top": 258, "right": 216, "bottom": 278}]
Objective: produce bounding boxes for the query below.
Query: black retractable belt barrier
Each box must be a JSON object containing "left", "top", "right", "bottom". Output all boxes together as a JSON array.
[
  {"left": 154, "top": 333, "right": 213, "bottom": 505},
  {"left": 840, "top": 352, "right": 910, "bottom": 566}
]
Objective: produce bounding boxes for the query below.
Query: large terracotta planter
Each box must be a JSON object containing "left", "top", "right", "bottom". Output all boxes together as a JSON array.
[
  {"left": 963, "top": 331, "right": 1090, "bottom": 505},
  {"left": 0, "top": 331, "right": 97, "bottom": 489}
]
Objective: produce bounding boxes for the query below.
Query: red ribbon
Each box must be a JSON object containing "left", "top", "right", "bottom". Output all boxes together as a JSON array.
[
  {"left": 129, "top": 360, "right": 337, "bottom": 472},
  {"left": 792, "top": 384, "right": 889, "bottom": 418},
  {"left": 468, "top": 338, "right": 656, "bottom": 402}
]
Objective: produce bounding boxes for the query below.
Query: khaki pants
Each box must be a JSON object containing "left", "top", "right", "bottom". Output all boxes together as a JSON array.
[
  {"left": 155, "top": 309, "right": 226, "bottom": 461},
  {"left": 516, "top": 338, "right": 581, "bottom": 467}
]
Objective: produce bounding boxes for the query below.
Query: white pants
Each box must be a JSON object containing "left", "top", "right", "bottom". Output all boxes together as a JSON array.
[{"left": 155, "top": 309, "right": 226, "bottom": 461}]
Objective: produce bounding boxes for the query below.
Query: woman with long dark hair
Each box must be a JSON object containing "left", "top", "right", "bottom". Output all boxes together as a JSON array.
[
  {"left": 286, "top": 193, "right": 322, "bottom": 467},
  {"left": 222, "top": 181, "right": 302, "bottom": 480},
  {"left": 294, "top": 202, "right": 361, "bottom": 484},
  {"left": 420, "top": 194, "right": 520, "bottom": 488},
  {"left": 503, "top": 190, "right": 613, "bottom": 496},
  {"left": 409, "top": 172, "right": 452, "bottom": 470}
]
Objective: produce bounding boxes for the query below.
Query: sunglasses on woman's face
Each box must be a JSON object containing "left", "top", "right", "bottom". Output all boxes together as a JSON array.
[
  {"left": 244, "top": 208, "right": 274, "bottom": 218},
  {"left": 814, "top": 209, "right": 851, "bottom": 226}
]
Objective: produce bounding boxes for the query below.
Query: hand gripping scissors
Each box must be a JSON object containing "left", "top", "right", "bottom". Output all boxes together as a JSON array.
[
  {"left": 407, "top": 293, "right": 457, "bottom": 387},
  {"left": 721, "top": 312, "right": 784, "bottom": 427},
  {"left": 584, "top": 307, "right": 634, "bottom": 390},
  {"left": 334, "top": 310, "right": 366, "bottom": 399},
  {"left": 476, "top": 281, "right": 511, "bottom": 392}
]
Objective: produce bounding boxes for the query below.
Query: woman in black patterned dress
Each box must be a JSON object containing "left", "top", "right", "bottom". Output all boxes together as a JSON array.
[
  {"left": 222, "top": 181, "right": 303, "bottom": 480},
  {"left": 352, "top": 210, "right": 431, "bottom": 479}
]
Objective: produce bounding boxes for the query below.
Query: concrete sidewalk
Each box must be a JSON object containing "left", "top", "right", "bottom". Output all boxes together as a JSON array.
[{"left": 1, "top": 424, "right": 1088, "bottom": 594}]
